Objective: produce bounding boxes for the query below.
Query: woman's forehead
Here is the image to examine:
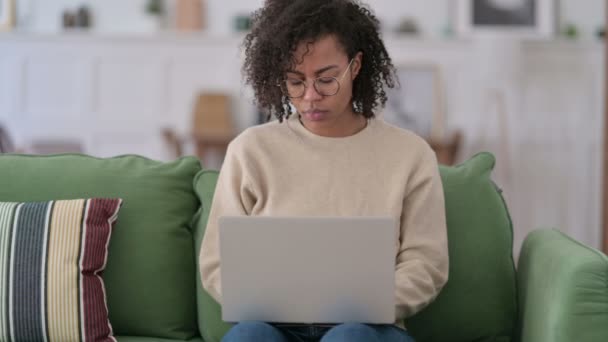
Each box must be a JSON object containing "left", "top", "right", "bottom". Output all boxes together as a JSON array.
[{"left": 291, "top": 35, "right": 348, "bottom": 72}]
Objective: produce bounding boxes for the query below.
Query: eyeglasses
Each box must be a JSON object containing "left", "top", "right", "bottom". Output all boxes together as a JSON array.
[{"left": 279, "top": 59, "right": 354, "bottom": 99}]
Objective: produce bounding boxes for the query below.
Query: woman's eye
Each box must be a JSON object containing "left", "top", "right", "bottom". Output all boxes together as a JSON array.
[
  {"left": 287, "top": 79, "right": 304, "bottom": 86},
  {"left": 318, "top": 78, "right": 334, "bottom": 84}
]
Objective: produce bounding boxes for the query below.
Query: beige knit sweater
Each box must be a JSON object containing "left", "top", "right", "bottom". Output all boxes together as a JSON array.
[{"left": 199, "top": 114, "right": 449, "bottom": 322}]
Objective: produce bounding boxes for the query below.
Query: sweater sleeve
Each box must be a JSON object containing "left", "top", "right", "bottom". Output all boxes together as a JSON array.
[
  {"left": 199, "top": 141, "right": 257, "bottom": 304},
  {"left": 395, "top": 145, "right": 449, "bottom": 319}
]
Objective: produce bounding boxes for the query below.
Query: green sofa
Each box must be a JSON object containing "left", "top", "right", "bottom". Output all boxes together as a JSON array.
[{"left": 0, "top": 152, "right": 606, "bottom": 342}]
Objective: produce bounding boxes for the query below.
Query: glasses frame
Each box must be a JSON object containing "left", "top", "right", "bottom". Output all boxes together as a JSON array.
[{"left": 278, "top": 58, "right": 355, "bottom": 99}]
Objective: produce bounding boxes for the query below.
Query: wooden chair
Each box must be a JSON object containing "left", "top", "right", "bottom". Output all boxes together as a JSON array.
[
  {"left": 428, "top": 131, "right": 463, "bottom": 166},
  {"left": 162, "top": 92, "right": 235, "bottom": 163},
  {"left": 191, "top": 93, "right": 235, "bottom": 161},
  {"left": 0, "top": 125, "right": 15, "bottom": 153}
]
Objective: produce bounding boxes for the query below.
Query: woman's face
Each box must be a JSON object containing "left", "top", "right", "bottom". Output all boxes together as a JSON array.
[{"left": 285, "top": 35, "right": 363, "bottom": 136}]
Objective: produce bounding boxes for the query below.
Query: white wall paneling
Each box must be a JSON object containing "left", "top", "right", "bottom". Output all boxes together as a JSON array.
[
  {"left": 96, "top": 59, "right": 165, "bottom": 121},
  {"left": 23, "top": 57, "right": 86, "bottom": 120},
  {"left": 0, "top": 32, "right": 603, "bottom": 254},
  {"left": 0, "top": 57, "right": 16, "bottom": 123}
]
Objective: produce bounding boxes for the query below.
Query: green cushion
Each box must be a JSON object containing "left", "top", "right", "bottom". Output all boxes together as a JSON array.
[
  {"left": 405, "top": 152, "right": 517, "bottom": 342},
  {"left": 0, "top": 154, "right": 202, "bottom": 340},
  {"left": 193, "top": 170, "right": 233, "bottom": 342}
]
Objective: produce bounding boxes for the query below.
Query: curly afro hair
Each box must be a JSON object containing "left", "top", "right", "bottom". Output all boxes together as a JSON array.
[{"left": 242, "top": 0, "right": 398, "bottom": 122}]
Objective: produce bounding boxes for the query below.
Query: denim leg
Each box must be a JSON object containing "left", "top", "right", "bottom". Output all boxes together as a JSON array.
[
  {"left": 371, "top": 324, "right": 416, "bottom": 342},
  {"left": 320, "top": 323, "right": 380, "bottom": 342},
  {"left": 222, "top": 321, "right": 290, "bottom": 342},
  {"left": 320, "top": 323, "right": 415, "bottom": 342},
  {"left": 276, "top": 324, "right": 333, "bottom": 342}
]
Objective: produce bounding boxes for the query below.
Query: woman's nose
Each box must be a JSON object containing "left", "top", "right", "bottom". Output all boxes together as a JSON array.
[{"left": 302, "top": 82, "right": 323, "bottom": 101}]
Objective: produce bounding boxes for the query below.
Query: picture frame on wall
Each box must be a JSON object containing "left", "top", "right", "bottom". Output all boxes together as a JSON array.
[
  {"left": 0, "top": 0, "right": 16, "bottom": 32},
  {"left": 456, "top": 0, "right": 554, "bottom": 37},
  {"left": 382, "top": 63, "right": 446, "bottom": 142}
]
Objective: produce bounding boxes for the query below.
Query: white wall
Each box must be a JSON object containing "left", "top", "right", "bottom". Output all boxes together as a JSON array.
[
  {"left": 15, "top": 0, "right": 606, "bottom": 38},
  {"left": 5, "top": 0, "right": 606, "bottom": 254},
  {"left": 0, "top": 34, "right": 603, "bottom": 254},
  {"left": 559, "top": 0, "right": 605, "bottom": 38}
]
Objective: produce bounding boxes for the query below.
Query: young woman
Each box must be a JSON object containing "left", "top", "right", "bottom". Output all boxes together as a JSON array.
[{"left": 200, "top": 1, "right": 449, "bottom": 341}]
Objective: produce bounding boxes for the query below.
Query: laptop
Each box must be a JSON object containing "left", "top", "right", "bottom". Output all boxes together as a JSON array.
[{"left": 218, "top": 216, "right": 397, "bottom": 324}]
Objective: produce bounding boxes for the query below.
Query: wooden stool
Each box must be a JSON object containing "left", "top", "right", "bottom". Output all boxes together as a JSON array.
[
  {"left": 193, "top": 135, "right": 232, "bottom": 163},
  {"left": 428, "top": 131, "right": 463, "bottom": 166}
]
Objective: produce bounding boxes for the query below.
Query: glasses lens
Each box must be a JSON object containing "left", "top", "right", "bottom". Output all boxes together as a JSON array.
[
  {"left": 283, "top": 78, "right": 305, "bottom": 98},
  {"left": 315, "top": 77, "right": 339, "bottom": 96}
]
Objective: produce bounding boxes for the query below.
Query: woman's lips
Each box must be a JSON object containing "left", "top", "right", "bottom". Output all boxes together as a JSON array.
[{"left": 303, "top": 110, "right": 328, "bottom": 121}]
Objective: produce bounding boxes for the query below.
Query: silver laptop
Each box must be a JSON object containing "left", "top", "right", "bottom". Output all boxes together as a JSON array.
[{"left": 218, "top": 216, "right": 397, "bottom": 324}]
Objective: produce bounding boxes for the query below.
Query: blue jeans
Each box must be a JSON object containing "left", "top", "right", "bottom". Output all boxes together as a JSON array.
[{"left": 221, "top": 321, "right": 416, "bottom": 342}]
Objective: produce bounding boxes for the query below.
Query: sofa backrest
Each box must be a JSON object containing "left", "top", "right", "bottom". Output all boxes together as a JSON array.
[
  {"left": 193, "top": 152, "right": 518, "bottom": 342},
  {"left": 0, "top": 154, "right": 202, "bottom": 340}
]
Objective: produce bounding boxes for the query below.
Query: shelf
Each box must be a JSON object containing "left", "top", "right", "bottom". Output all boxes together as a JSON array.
[
  {"left": 0, "top": 30, "right": 602, "bottom": 54},
  {"left": 0, "top": 30, "right": 248, "bottom": 45}
]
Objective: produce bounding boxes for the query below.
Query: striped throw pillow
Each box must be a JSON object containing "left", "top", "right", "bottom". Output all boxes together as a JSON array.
[{"left": 0, "top": 198, "right": 122, "bottom": 342}]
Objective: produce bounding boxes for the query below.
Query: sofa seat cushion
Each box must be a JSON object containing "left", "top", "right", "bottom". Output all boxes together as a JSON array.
[{"left": 115, "top": 337, "right": 204, "bottom": 342}]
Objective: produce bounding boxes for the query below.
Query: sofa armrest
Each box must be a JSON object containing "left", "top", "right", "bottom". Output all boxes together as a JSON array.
[{"left": 517, "top": 229, "right": 608, "bottom": 342}]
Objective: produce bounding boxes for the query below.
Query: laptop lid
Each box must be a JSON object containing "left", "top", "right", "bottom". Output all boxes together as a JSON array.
[{"left": 218, "top": 216, "right": 397, "bottom": 324}]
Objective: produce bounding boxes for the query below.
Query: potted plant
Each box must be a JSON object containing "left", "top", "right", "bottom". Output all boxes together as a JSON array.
[{"left": 143, "top": 0, "right": 165, "bottom": 31}]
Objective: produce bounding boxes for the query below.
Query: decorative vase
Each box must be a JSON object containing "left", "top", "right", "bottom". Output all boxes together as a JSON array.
[{"left": 176, "top": 0, "right": 204, "bottom": 31}]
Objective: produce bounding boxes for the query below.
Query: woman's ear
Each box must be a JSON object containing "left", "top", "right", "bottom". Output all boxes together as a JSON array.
[{"left": 351, "top": 52, "right": 363, "bottom": 80}]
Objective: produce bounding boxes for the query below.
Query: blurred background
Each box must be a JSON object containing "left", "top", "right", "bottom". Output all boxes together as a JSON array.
[{"left": 0, "top": 0, "right": 605, "bottom": 255}]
